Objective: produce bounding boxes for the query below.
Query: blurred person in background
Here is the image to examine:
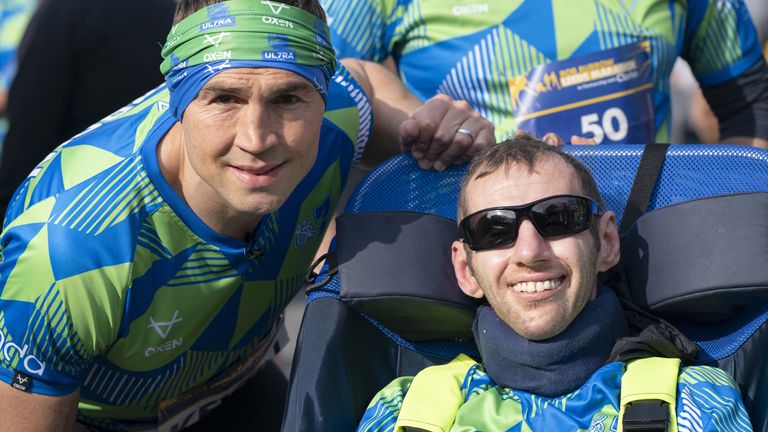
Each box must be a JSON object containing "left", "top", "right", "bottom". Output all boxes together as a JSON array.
[
  {"left": 0, "top": 0, "right": 177, "bottom": 217},
  {"left": 670, "top": 0, "right": 768, "bottom": 144},
  {"left": 0, "top": 0, "right": 36, "bottom": 146}
]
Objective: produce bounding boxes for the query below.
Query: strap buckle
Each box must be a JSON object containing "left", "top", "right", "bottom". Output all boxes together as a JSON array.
[
  {"left": 623, "top": 400, "right": 670, "bottom": 431},
  {"left": 304, "top": 252, "right": 337, "bottom": 294}
]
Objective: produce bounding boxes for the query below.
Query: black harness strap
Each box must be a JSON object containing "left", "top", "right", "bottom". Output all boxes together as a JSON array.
[
  {"left": 615, "top": 144, "right": 682, "bottom": 432},
  {"left": 619, "top": 144, "right": 669, "bottom": 235}
]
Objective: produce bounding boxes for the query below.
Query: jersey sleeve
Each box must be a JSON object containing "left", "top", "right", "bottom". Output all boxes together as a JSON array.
[
  {"left": 356, "top": 376, "right": 413, "bottom": 432},
  {"left": 321, "top": 0, "right": 399, "bottom": 61},
  {"left": 0, "top": 201, "right": 129, "bottom": 396},
  {"left": 683, "top": 0, "right": 764, "bottom": 86},
  {"left": 325, "top": 64, "right": 374, "bottom": 167},
  {"left": 675, "top": 366, "right": 752, "bottom": 431}
]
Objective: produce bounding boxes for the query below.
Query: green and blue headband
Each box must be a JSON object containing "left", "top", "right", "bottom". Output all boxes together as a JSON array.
[{"left": 160, "top": 0, "right": 337, "bottom": 120}]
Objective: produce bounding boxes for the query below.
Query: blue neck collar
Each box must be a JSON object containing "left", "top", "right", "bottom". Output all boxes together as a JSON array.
[{"left": 473, "top": 286, "right": 628, "bottom": 397}]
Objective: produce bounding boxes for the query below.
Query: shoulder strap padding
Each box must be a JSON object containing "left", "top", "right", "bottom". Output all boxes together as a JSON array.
[
  {"left": 395, "top": 354, "right": 476, "bottom": 432},
  {"left": 619, "top": 357, "right": 680, "bottom": 432}
]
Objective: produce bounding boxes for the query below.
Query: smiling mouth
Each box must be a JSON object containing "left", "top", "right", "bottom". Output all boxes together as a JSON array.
[
  {"left": 511, "top": 277, "right": 565, "bottom": 293},
  {"left": 229, "top": 162, "right": 285, "bottom": 187},
  {"left": 233, "top": 163, "right": 281, "bottom": 175}
]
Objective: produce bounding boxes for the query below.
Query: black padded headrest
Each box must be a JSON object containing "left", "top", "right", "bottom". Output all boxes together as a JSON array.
[
  {"left": 336, "top": 211, "right": 478, "bottom": 341},
  {"left": 622, "top": 192, "right": 768, "bottom": 322}
]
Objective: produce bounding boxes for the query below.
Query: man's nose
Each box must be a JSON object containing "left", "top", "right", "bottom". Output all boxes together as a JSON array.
[
  {"left": 235, "top": 103, "right": 277, "bottom": 153},
  {"left": 509, "top": 219, "right": 550, "bottom": 264}
]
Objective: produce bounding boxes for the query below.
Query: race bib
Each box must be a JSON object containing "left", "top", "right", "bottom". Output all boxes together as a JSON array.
[{"left": 513, "top": 41, "right": 654, "bottom": 144}]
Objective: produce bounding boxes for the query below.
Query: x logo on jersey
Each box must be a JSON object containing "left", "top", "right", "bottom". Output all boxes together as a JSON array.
[{"left": 148, "top": 310, "right": 183, "bottom": 339}]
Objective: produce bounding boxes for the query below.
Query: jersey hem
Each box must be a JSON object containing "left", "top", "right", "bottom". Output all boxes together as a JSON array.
[{"left": 0, "top": 364, "right": 79, "bottom": 396}]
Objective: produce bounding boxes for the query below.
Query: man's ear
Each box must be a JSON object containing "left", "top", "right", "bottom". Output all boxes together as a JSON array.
[
  {"left": 451, "top": 240, "right": 485, "bottom": 299},
  {"left": 596, "top": 210, "right": 620, "bottom": 272}
]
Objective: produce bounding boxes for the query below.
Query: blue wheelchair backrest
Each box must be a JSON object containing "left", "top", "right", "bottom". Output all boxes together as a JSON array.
[{"left": 283, "top": 145, "right": 768, "bottom": 431}]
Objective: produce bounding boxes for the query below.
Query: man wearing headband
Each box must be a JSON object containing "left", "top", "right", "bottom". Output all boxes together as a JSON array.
[
  {"left": 357, "top": 136, "right": 750, "bottom": 431},
  {"left": 0, "top": 0, "right": 493, "bottom": 431}
]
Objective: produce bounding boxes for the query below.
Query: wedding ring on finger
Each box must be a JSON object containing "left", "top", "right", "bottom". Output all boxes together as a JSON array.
[{"left": 456, "top": 127, "right": 476, "bottom": 142}]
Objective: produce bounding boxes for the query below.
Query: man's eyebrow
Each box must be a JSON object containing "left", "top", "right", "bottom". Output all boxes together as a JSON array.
[
  {"left": 200, "top": 80, "right": 316, "bottom": 96},
  {"left": 267, "top": 80, "right": 316, "bottom": 95},
  {"left": 200, "top": 83, "right": 248, "bottom": 96}
]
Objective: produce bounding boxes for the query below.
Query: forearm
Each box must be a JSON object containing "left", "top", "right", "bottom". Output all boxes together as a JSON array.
[{"left": 0, "top": 385, "right": 80, "bottom": 432}]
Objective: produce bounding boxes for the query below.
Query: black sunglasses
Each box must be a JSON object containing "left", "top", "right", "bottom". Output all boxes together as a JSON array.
[{"left": 459, "top": 194, "right": 603, "bottom": 251}]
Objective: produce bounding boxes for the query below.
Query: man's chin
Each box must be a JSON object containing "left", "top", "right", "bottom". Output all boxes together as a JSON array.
[
  {"left": 509, "top": 317, "right": 570, "bottom": 341},
  {"left": 227, "top": 193, "right": 285, "bottom": 217}
]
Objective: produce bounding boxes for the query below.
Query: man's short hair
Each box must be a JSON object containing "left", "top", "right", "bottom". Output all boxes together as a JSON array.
[
  {"left": 173, "top": 0, "right": 327, "bottom": 24},
  {"left": 458, "top": 134, "right": 605, "bottom": 219}
]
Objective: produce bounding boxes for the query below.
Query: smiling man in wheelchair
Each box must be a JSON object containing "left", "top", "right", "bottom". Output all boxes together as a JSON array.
[{"left": 355, "top": 136, "right": 752, "bottom": 432}]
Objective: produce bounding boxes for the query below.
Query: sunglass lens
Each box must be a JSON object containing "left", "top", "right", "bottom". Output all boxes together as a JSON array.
[
  {"left": 532, "top": 197, "right": 590, "bottom": 236},
  {"left": 468, "top": 209, "right": 518, "bottom": 249}
]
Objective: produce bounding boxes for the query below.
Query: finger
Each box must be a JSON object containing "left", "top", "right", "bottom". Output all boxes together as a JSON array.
[
  {"left": 570, "top": 135, "right": 598, "bottom": 145},
  {"left": 542, "top": 132, "right": 565, "bottom": 146},
  {"left": 472, "top": 124, "right": 496, "bottom": 150},
  {"left": 399, "top": 118, "right": 421, "bottom": 152},
  {"left": 432, "top": 131, "right": 474, "bottom": 171},
  {"left": 409, "top": 119, "right": 438, "bottom": 161},
  {"left": 421, "top": 99, "right": 476, "bottom": 165},
  {"left": 408, "top": 98, "right": 450, "bottom": 160},
  {"left": 433, "top": 119, "right": 494, "bottom": 171}
]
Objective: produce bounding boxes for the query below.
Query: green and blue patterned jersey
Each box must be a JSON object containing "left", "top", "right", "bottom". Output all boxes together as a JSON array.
[
  {"left": 323, "top": 0, "right": 763, "bottom": 142},
  {"left": 357, "top": 358, "right": 752, "bottom": 432},
  {"left": 0, "top": 65, "right": 371, "bottom": 430}
]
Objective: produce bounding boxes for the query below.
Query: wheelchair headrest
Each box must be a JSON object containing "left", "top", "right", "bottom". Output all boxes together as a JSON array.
[
  {"left": 622, "top": 192, "right": 768, "bottom": 321},
  {"left": 336, "top": 211, "right": 478, "bottom": 340}
]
